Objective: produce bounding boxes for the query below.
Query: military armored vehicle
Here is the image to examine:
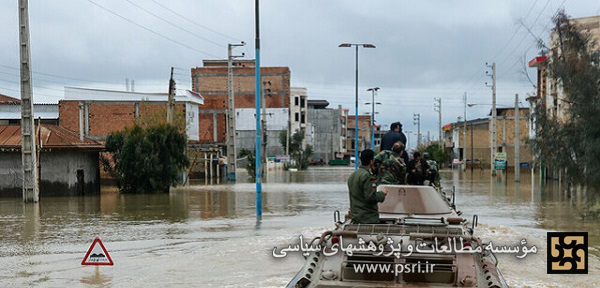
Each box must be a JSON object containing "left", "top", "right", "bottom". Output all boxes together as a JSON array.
[{"left": 286, "top": 185, "right": 508, "bottom": 287}]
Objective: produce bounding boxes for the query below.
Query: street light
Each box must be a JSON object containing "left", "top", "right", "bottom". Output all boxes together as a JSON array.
[
  {"left": 339, "top": 43, "right": 376, "bottom": 169},
  {"left": 366, "top": 87, "right": 380, "bottom": 150}
]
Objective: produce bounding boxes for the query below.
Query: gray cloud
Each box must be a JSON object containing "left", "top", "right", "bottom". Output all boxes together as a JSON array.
[{"left": 0, "top": 0, "right": 598, "bottom": 146}]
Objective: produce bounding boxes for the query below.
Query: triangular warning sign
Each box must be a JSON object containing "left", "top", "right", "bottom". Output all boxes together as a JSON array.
[{"left": 81, "top": 237, "right": 114, "bottom": 266}]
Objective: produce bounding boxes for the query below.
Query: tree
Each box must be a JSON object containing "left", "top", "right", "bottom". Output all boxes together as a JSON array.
[
  {"left": 102, "top": 123, "right": 189, "bottom": 193},
  {"left": 279, "top": 129, "right": 313, "bottom": 170},
  {"left": 420, "top": 143, "right": 450, "bottom": 165},
  {"left": 533, "top": 10, "right": 600, "bottom": 187}
]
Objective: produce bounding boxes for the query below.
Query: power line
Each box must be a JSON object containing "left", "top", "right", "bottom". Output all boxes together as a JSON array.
[
  {"left": 149, "top": 0, "right": 241, "bottom": 42},
  {"left": 86, "top": 0, "right": 221, "bottom": 58},
  {"left": 125, "top": 0, "right": 225, "bottom": 48}
]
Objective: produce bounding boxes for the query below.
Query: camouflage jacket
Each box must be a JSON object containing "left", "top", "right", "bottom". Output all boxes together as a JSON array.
[{"left": 373, "top": 150, "right": 406, "bottom": 185}]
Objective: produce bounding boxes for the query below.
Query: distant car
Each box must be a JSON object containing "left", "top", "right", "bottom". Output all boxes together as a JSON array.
[
  {"left": 350, "top": 156, "right": 356, "bottom": 163},
  {"left": 452, "top": 158, "right": 463, "bottom": 166}
]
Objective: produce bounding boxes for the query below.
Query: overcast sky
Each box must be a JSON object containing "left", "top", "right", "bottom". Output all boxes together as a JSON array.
[{"left": 1, "top": 0, "right": 598, "bottom": 148}]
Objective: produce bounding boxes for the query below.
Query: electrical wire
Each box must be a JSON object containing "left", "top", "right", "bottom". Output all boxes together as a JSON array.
[
  {"left": 86, "top": 0, "right": 221, "bottom": 58},
  {"left": 125, "top": 0, "right": 225, "bottom": 48}
]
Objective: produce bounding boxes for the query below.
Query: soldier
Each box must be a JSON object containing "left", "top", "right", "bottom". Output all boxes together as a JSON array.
[
  {"left": 372, "top": 141, "right": 407, "bottom": 184},
  {"left": 423, "top": 152, "right": 441, "bottom": 187},
  {"left": 348, "top": 149, "right": 388, "bottom": 224}
]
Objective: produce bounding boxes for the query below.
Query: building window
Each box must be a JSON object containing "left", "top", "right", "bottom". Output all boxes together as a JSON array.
[
  {"left": 295, "top": 96, "right": 299, "bottom": 106},
  {"left": 300, "top": 98, "right": 305, "bottom": 108},
  {"left": 295, "top": 113, "right": 299, "bottom": 122},
  {"left": 301, "top": 113, "right": 305, "bottom": 124}
]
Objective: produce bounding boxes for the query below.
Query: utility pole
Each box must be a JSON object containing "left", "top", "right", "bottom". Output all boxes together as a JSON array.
[
  {"left": 413, "top": 113, "right": 421, "bottom": 148},
  {"left": 166, "top": 67, "right": 176, "bottom": 124},
  {"left": 261, "top": 81, "right": 271, "bottom": 169},
  {"left": 515, "top": 94, "right": 520, "bottom": 182},
  {"left": 434, "top": 98, "right": 442, "bottom": 147},
  {"left": 463, "top": 92, "right": 467, "bottom": 171},
  {"left": 19, "top": 0, "right": 39, "bottom": 203},
  {"left": 486, "top": 62, "right": 497, "bottom": 176},
  {"left": 255, "top": 0, "right": 262, "bottom": 220},
  {"left": 366, "top": 87, "right": 380, "bottom": 150},
  {"left": 226, "top": 42, "right": 245, "bottom": 181}
]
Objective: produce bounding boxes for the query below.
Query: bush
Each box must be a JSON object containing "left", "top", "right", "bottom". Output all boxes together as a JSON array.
[{"left": 102, "top": 123, "right": 189, "bottom": 193}]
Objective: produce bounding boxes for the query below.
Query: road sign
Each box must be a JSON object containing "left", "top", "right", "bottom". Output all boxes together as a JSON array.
[
  {"left": 494, "top": 152, "right": 507, "bottom": 170},
  {"left": 81, "top": 237, "right": 114, "bottom": 266}
]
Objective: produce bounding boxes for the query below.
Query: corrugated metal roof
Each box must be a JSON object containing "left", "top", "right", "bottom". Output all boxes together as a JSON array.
[{"left": 0, "top": 124, "right": 104, "bottom": 150}]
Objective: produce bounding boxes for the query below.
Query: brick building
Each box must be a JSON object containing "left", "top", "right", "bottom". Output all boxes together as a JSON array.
[
  {"left": 445, "top": 107, "right": 532, "bottom": 168},
  {"left": 346, "top": 115, "right": 372, "bottom": 155},
  {"left": 191, "top": 59, "right": 291, "bottom": 144},
  {"left": 58, "top": 87, "right": 203, "bottom": 141}
]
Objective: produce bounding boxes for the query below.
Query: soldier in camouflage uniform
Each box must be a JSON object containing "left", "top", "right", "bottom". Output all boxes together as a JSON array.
[
  {"left": 348, "top": 149, "right": 387, "bottom": 224},
  {"left": 423, "top": 152, "right": 441, "bottom": 187},
  {"left": 372, "top": 142, "right": 407, "bottom": 185}
]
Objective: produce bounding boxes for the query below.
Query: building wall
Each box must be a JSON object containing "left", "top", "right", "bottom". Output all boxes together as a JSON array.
[
  {"left": 547, "top": 15, "right": 600, "bottom": 122},
  {"left": 192, "top": 63, "right": 291, "bottom": 144},
  {"left": 0, "top": 150, "right": 100, "bottom": 197},
  {"left": 235, "top": 130, "right": 285, "bottom": 158},
  {"left": 290, "top": 87, "right": 307, "bottom": 134},
  {"left": 347, "top": 115, "right": 372, "bottom": 153},
  {"left": 59, "top": 100, "right": 187, "bottom": 139},
  {"left": 308, "top": 106, "right": 344, "bottom": 162},
  {"left": 447, "top": 110, "right": 532, "bottom": 168}
]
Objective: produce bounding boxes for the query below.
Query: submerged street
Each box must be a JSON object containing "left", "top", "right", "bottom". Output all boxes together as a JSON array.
[{"left": 1, "top": 167, "right": 599, "bottom": 287}]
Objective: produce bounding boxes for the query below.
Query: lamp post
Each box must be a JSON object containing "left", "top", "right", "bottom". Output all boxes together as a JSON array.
[
  {"left": 366, "top": 87, "right": 380, "bottom": 150},
  {"left": 339, "top": 43, "right": 376, "bottom": 169}
]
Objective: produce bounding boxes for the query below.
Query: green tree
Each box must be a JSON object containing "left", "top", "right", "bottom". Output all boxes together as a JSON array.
[
  {"left": 533, "top": 10, "right": 600, "bottom": 187},
  {"left": 279, "top": 129, "right": 313, "bottom": 170},
  {"left": 102, "top": 123, "right": 189, "bottom": 193},
  {"left": 420, "top": 143, "right": 450, "bottom": 166}
]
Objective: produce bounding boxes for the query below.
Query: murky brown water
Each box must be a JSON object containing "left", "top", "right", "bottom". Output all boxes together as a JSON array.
[{"left": 1, "top": 167, "right": 599, "bottom": 287}]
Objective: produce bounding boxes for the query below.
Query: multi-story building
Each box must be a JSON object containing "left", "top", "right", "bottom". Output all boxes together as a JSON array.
[
  {"left": 444, "top": 107, "right": 532, "bottom": 168},
  {"left": 290, "top": 87, "right": 308, "bottom": 134},
  {"left": 543, "top": 15, "right": 600, "bottom": 122},
  {"left": 306, "top": 100, "right": 347, "bottom": 162},
  {"left": 191, "top": 59, "right": 291, "bottom": 149},
  {"left": 346, "top": 115, "right": 372, "bottom": 156}
]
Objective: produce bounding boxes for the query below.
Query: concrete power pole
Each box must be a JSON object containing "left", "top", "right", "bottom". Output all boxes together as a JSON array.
[
  {"left": 486, "top": 62, "right": 497, "bottom": 176},
  {"left": 166, "top": 67, "right": 176, "bottom": 124},
  {"left": 463, "top": 92, "right": 467, "bottom": 171},
  {"left": 434, "top": 98, "right": 442, "bottom": 147},
  {"left": 19, "top": 0, "right": 39, "bottom": 203},
  {"left": 413, "top": 113, "right": 421, "bottom": 148},
  {"left": 515, "top": 94, "right": 520, "bottom": 182},
  {"left": 261, "top": 81, "right": 271, "bottom": 168},
  {"left": 226, "top": 42, "right": 245, "bottom": 181}
]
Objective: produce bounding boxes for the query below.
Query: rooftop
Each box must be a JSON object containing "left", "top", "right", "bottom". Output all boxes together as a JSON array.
[
  {"left": 0, "top": 94, "right": 20, "bottom": 104},
  {"left": 63, "top": 87, "right": 204, "bottom": 105},
  {"left": 0, "top": 124, "right": 104, "bottom": 150}
]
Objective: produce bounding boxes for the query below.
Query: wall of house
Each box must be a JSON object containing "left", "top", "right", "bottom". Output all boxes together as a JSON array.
[
  {"left": 307, "top": 107, "right": 343, "bottom": 162},
  {"left": 59, "top": 100, "right": 188, "bottom": 139},
  {"left": 192, "top": 65, "right": 291, "bottom": 144},
  {"left": 0, "top": 150, "right": 100, "bottom": 197}
]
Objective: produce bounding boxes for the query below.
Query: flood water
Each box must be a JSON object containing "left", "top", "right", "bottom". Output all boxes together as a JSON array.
[{"left": 1, "top": 167, "right": 599, "bottom": 287}]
